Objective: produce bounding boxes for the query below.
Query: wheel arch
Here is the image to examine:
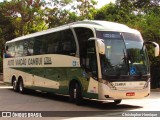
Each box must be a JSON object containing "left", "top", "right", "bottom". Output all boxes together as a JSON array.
[
  {"left": 17, "top": 75, "right": 23, "bottom": 85},
  {"left": 11, "top": 75, "right": 16, "bottom": 86},
  {"left": 69, "top": 79, "right": 83, "bottom": 94}
]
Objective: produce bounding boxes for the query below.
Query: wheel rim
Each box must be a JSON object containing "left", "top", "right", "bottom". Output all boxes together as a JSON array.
[
  {"left": 13, "top": 81, "right": 16, "bottom": 90},
  {"left": 19, "top": 81, "right": 23, "bottom": 92},
  {"left": 74, "top": 88, "right": 77, "bottom": 99}
]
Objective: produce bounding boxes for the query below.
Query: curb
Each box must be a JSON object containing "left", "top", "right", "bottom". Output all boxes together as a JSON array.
[
  {"left": 0, "top": 81, "right": 4, "bottom": 84},
  {"left": 0, "top": 86, "right": 12, "bottom": 89},
  {"left": 0, "top": 81, "right": 12, "bottom": 89},
  {"left": 0, "top": 81, "right": 4, "bottom": 83}
]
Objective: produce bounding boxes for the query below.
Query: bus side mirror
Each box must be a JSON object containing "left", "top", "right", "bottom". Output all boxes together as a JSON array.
[
  {"left": 88, "top": 38, "right": 105, "bottom": 55},
  {"left": 144, "top": 41, "right": 159, "bottom": 57},
  {"left": 153, "top": 42, "right": 159, "bottom": 57},
  {"left": 97, "top": 39, "right": 105, "bottom": 55}
]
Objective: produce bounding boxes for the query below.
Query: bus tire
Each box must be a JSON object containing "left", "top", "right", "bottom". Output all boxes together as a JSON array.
[
  {"left": 69, "top": 82, "right": 83, "bottom": 105},
  {"left": 114, "top": 99, "right": 122, "bottom": 105},
  {"left": 19, "top": 79, "right": 25, "bottom": 94},
  {"left": 75, "top": 83, "right": 83, "bottom": 105},
  {"left": 13, "top": 80, "right": 19, "bottom": 92}
]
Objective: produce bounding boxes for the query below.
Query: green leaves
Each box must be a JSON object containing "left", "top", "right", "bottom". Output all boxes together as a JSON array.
[
  {"left": 46, "top": 0, "right": 97, "bottom": 28},
  {"left": 0, "top": 11, "right": 16, "bottom": 45}
]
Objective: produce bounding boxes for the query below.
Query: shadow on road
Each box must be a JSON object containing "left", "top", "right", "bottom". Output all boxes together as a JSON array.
[
  {"left": 4, "top": 88, "right": 145, "bottom": 117},
  {"left": 9, "top": 89, "right": 142, "bottom": 111}
]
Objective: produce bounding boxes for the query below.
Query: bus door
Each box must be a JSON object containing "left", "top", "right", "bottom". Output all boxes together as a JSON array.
[{"left": 85, "top": 38, "right": 107, "bottom": 100}]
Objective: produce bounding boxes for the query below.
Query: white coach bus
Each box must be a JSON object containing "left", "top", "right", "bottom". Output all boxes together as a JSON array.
[{"left": 3, "top": 20, "right": 159, "bottom": 105}]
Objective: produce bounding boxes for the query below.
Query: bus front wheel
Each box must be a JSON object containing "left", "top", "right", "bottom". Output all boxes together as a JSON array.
[
  {"left": 114, "top": 99, "right": 122, "bottom": 105},
  {"left": 69, "top": 83, "right": 83, "bottom": 105}
]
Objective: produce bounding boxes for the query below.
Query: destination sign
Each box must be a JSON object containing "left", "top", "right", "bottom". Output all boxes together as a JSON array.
[{"left": 103, "top": 33, "right": 122, "bottom": 39}]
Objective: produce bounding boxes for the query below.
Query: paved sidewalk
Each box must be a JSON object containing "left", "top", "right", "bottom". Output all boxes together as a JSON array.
[
  {"left": 0, "top": 81, "right": 12, "bottom": 89},
  {"left": 0, "top": 81, "right": 5, "bottom": 85}
]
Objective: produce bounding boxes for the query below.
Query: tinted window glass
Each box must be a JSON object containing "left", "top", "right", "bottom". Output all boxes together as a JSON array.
[
  {"left": 47, "top": 32, "right": 61, "bottom": 54},
  {"left": 61, "top": 29, "right": 76, "bottom": 56},
  {"left": 74, "top": 28, "right": 94, "bottom": 65},
  {"left": 6, "top": 43, "right": 15, "bottom": 57},
  {"left": 15, "top": 41, "right": 24, "bottom": 57},
  {"left": 7, "top": 29, "right": 76, "bottom": 56},
  {"left": 27, "top": 38, "right": 34, "bottom": 56},
  {"left": 33, "top": 36, "right": 42, "bottom": 55}
]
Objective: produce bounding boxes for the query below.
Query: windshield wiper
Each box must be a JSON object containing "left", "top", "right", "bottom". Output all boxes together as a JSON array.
[{"left": 123, "top": 49, "right": 127, "bottom": 65}]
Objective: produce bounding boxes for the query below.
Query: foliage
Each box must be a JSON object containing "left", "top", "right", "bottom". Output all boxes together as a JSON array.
[
  {"left": 0, "top": 9, "right": 16, "bottom": 47},
  {"left": 0, "top": 0, "right": 98, "bottom": 35},
  {"left": 46, "top": 0, "right": 97, "bottom": 28},
  {"left": 0, "top": 0, "right": 47, "bottom": 36},
  {"left": 0, "top": 8, "right": 16, "bottom": 73}
]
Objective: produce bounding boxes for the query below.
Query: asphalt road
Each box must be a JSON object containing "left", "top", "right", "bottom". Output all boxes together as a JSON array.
[{"left": 0, "top": 85, "right": 160, "bottom": 120}]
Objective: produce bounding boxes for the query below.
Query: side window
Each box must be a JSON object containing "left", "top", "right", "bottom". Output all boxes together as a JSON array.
[
  {"left": 5, "top": 43, "right": 15, "bottom": 58},
  {"left": 47, "top": 32, "right": 61, "bottom": 54},
  {"left": 22, "top": 39, "right": 34, "bottom": 56},
  {"left": 61, "top": 29, "right": 76, "bottom": 56},
  {"left": 23, "top": 40, "right": 28, "bottom": 56},
  {"left": 33, "top": 36, "right": 41, "bottom": 55},
  {"left": 33, "top": 35, "right": 48, "bottom": 55},
  {"left": 27, "top": 38, "right": 34, "bottom": 56},
  {"left": 39, "top": 36, "right": 48, "bottom": 54},
  {"left": 74, "top": 27, "right": 94, "bottom": 66},
  {"left": 15, "top": 41, "right": 24, "bottom": 57},
  {"left": 33, "top": 32, "right": 62, "bottom": 55}
]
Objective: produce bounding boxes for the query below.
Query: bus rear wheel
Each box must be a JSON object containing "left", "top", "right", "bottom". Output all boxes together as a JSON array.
[
  {"left": 69, "top": 83, "right": 83, "bottom": 105},
  {"left": 18, "top": 79, "right": 26, "bottom": 94},
  {"left": 13, "top": 80, "right": 19, "bottom": 92}
]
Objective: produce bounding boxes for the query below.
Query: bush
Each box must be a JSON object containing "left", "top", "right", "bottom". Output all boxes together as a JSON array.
[{"left": 150, "top": 57, "right": 160, "bottom": 88}]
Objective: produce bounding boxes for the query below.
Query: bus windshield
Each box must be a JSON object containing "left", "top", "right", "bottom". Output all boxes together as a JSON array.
[{"left": 97, "top": 31, "right": 149, "bottom": 81}]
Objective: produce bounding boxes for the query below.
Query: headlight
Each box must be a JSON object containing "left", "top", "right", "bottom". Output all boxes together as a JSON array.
[{"left": 103, "top": 80, "right": 116, "bottom": 90}]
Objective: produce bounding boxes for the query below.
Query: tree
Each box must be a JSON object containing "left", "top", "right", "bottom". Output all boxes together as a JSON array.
[
  {"left": 0, "top": 9, "right": 16, "bottom": 47},
  {"left": 46, "top": 0, "right": 97, "bottom": 28},
  {"left": 0, "top": 0, "right": 47, "bottom": 36},
  {"left": 94, "top": 3, "right": 119, "bottom": 21},
  {"left": 75, "top": 0, "right": 97, "bottom": 20},
  {"left": 0, "top": 8, "right": 16, "bottom": 73}
]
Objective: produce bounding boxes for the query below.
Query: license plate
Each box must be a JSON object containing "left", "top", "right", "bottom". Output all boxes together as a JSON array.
[{"left": 126, "top": 92, "right": 135, "bottom": 96}]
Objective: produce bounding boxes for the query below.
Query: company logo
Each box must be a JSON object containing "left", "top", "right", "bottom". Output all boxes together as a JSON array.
[
  {"left": 2, "top": 112, "right": 11, "bottom": 117},
  {"left": 114, "top": 83, "right": 126, "bottom": 86}
]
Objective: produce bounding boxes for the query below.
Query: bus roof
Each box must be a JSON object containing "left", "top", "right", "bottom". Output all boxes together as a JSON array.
[
  {"left": 6, "top": 20, "right": 140, "bottom": 44},
  {"left": 71, "top": 20, "right": 139, "bottom": 33}
]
